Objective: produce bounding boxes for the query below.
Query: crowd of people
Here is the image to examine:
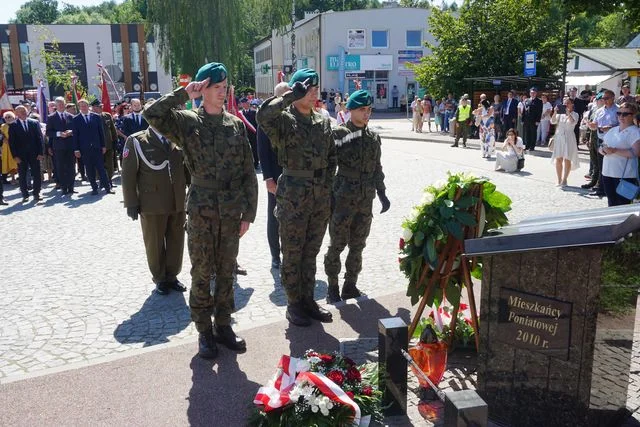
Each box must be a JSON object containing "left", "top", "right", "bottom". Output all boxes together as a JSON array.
[{"left": 408, "top": 83, "right": 640, "bottom": 206}]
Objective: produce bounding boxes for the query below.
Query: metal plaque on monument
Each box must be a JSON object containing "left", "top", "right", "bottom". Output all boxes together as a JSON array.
[{"left": 465, "top": 205, "right": 640, "bottom": 427}]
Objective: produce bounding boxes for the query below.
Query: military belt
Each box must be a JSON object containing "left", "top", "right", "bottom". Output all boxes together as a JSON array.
[
  {"left": 191, "top": 176, "right": 242, "bottom": 190},
  {"left": 338, "top": 166, "right": 373, "bottom": 180},
  {"left": 282, "top": 168, "right": 325, "bottom": 179}
]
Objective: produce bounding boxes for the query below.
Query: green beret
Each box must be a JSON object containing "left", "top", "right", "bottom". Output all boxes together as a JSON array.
[
  {"left": 288, "top": 68, "right": 319, "bottom": 87},
  {"left": 346, "top": 90, "right": 373, "bottom": 110},
  {"left": 195, "top": 62, "right": 228, "bottom": 84}
]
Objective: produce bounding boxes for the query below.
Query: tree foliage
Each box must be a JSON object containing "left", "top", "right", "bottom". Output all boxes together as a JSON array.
[
  {"left": 12, "top": 0, "right": 60, "bottom": 24},
  {"left": 413, "top": 0, "right": 639, "bottom": 98}
]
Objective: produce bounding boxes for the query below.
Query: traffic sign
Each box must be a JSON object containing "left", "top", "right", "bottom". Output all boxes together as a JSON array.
[
  {"left": 524, "top": 51, "right": 536, "bottom": 77},
  {"left": 178, "top": 74, "right": 191, "bottom": 87}
]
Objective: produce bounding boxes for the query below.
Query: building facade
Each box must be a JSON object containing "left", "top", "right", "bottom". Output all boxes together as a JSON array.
[
  {"left": 0, "top": 23, "right": 173, "bottom": 103},
  {"left": 253, "top": 6, "right": 433, "bottom": 109},
  {"left": 566, "top": 48, "right": 640, "bottom": 95}
]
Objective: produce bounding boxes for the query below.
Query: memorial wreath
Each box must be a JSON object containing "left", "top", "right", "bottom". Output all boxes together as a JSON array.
[
  {"left": 400, "top": 172, "right": 512, "bottom": 310},
  {"left": 249, "top": 349, "right": 383, "bottom": 426}
]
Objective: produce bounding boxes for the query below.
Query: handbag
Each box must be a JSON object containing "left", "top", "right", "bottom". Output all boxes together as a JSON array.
[
  {"left": 616, "top": 157, "right": 640, "bottom": 201},
  {"left": 517, "top": 157, "right": 525, "bottom": 170}
]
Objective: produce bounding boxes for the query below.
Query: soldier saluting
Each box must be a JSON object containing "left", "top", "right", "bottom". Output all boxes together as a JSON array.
[
  {"left": 257, "top": 68, "right": 337, "bottom": 327},
  {"left": 143, "top": 62, "right": 258, "bottom": 360},
  {"left": 324, "top": 90, "right": 390, "bottom": 303}
]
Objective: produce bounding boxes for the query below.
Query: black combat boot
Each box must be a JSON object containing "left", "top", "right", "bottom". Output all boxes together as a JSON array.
[
  {"left": 326, "top": 285, "right": 341, "bottom": 304},
  {"left": 302, "top": 296, "right": 333, "bottom": 323},
  {"left": 198, "top": 329, "right": 218, "bottom": 360},
  {"left": 341, "top": 281, "right": 365, "bottom": 300},
  {"left": 214, "top": 324, "right": 246, "bottom": 352},
  {"left": 286, "top": 301, "right": 312, "bottom": 327}
]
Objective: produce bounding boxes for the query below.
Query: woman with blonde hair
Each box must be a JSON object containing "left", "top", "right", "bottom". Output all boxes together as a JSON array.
[{"left": 1, "top": 111, "right": 18, "bottom": 183}]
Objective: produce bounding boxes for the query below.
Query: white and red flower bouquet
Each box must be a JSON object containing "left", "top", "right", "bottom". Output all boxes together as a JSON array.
[{"left": 248, "top": 349, "right": 383, "bottom": 426}]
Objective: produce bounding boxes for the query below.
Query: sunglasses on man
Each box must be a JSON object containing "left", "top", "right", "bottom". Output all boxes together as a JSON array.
[{"left": 616, "top": 111, "right": 633, "bottom": 117}]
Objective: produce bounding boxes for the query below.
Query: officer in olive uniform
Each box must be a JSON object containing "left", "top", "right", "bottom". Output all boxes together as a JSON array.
[
  {"left": 143, "top": 62, "right": 258, "bottom": 360},
  {"left": 324, "top": 90, "right": 390, "bottom": 303},
  {"left": 257, "top": 68, "right": 337, "bottom": 327},
  {"left": 90, "top": 99, "right": 118, "bottom": 187},
  {"left": 121, "top": 124, "right": 189, "bottom": 296}
]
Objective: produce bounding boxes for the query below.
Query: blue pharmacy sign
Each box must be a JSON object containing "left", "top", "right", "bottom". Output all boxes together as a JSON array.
[{"left": 524, "top": 51, "right": 537, "bottom": 77}]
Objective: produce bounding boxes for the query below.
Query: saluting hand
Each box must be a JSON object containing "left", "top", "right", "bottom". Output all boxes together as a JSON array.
[
  {"left": 291, "top": 78, "right": 311, "bottom": 101},
  {"left": 185, "top": 78, "right": 210, "bottom": 100}
]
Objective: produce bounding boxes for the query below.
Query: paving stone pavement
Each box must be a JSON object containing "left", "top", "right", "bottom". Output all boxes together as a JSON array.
[{"left": 0, "top": 116, "right": 619, "bottom": 388}]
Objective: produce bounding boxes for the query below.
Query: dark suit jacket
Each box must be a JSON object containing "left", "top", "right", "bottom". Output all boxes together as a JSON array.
[
  {"left": 257, "top": 126, "right": 282, "bottom": 182},
  {"left": 9, "top": 118, "right": 44, "bottom": 160},
  {"left": 72, "top": 112, "right": 105, "bottom": 153},
  {"left": 501, "top": 97, "right": 518, "bottom": 121},
  {"left": 46, "top": 111, "right": 75, "bottom": 151},
  {"left": 122, "top": 112, "right": 149, "bottom": 137},
  {"left": 524, "top": 97, "right": 543, "bottom": 123}
]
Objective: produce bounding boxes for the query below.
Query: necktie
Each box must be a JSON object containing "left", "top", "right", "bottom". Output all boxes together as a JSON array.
[
  {"left": 22, "top": 120, "right": 28, "bottom": 132},
  {"left": 59, "top": 112, "right": 63, "bottom": 121},
  {"left": 85, "top": 114, "right": 89, "bottom": 123},
  {"left": 138, "top": 114, "right": 142, "bottom": 127}
]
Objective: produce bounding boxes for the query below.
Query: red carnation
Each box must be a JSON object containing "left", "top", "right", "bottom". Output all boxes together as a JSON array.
[
  {"left": 459, "top": 303, "right": 469, "bottom": 310},
  {"left": 399, "top": 238, "right": 405, "bottom": 250},
  {"left": 327, "top": 370, "right": 345, "bottom": 386},
  {"left": 346, "top": 391, "right": 355, "bottom": 399},
  {"left": 346, "top": 367, "right": 361, "bottom": 382},
  {"left": 362, "top": 386, "right": 373, "bottom": 396},
  {"left": 319, "top": 354, "right": 334, "bottom": 363}
]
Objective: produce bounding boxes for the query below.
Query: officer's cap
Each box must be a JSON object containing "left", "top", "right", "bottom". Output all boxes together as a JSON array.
[
  {"left": 239, "top": 97, "right": 249, "bottom": 103},
  {"left": 530, "top": 86, "right": 538, "bottom": 92},
  {"left": 90, "top": 99, "right": 102, "bottom": 107},
  {"left": 195, "top": 62, "right": 228, "bottom": 85},
  {"left": 288, "top": 68, "right": 319, "bottom": 88},
  {"left": 346, "top": 90, "right": 373, "bottom": 110}
]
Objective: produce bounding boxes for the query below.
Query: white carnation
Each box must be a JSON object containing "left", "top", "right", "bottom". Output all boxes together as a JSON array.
[
  {"left": 421, "top": 191, "right": 435, "bottom": 205},
  {"left": 402, "top": 228, "right": 413, "bottom": 241},
  {"left": 433, "top": 179, "right": 446, "bottom": 189}
]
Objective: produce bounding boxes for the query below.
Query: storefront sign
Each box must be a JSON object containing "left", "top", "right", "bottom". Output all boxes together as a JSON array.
[
  {"left": 327, "top": 55, "right": 361, "bottom": 71},
  {"left": 497, "top": 288, "right": 572, "bottom": 360},
  {"left": 398, "top": 50, "right": 422, "bottom": 76},
  {"left": 346, "top": 72, "right": 365, "bottom": 78},
  {"left": 360, "top": 55, "right": 393, "bottom": 71}
]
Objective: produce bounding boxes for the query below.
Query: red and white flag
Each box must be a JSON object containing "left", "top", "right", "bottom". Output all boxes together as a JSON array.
[{"left": 227, "top": 85, "right": 256, "bottom": 134}]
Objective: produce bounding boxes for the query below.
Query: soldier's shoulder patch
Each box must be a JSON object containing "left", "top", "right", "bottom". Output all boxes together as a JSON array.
[{"left": 123, "top": 146, "right": 130, "bottom": 158}]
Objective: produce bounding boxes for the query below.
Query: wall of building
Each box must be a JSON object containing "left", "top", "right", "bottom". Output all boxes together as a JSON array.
[
  {"left": 254, "top": 7, "right": 433, "bottom": 109},
  {"left": 1, "top": 23, "right": 172, "bottom": 104}
]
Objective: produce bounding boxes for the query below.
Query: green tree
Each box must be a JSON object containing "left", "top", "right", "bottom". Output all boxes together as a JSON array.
[
  {"left": 54, "top": 11, "right": 111, "bottom": 24},
  {"left": 12, "top": 0, "right": 60, "bottom": 24}
]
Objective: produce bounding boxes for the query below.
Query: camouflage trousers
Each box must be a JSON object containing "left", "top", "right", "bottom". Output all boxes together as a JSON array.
[
  {"left": 104, "top": 148, "right": 115, "bottom": 180},
  {"left": 324, "top": 193, "right": 374, "bottom": 286},
  {"left": 187, "top": 206, "right": 240, "bottom": 332},
  {"left": 276, "top": 180, "right": 331, "bottom": 304}
]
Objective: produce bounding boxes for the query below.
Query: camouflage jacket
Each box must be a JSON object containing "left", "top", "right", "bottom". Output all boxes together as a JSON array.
[
  {"left": 142, "top": 87, "right": 258, "bottom": 222},
  {"left": 332, "top": 121, "right": 385, "bottom": 199},
  {"left": 256, "top": 91, "right": 336, "bottom": 187},
  {"left": 101, "top": 112, "right": 118, "bottom": 151}
]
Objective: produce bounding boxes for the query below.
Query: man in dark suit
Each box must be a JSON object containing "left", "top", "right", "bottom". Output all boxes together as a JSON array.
[
  {"left": 122, "top": 98, "right": 149, "bottom": 137},
  {"left": 46, "top": 97, "right": 76, "bottom": 195},
  {"left": 501, "top": 90, "right": 518, "bottom": 134},
  {"left": 72, "top": 99, "right": 113, "bottom": 195},
  {"left": 240, "top": 98, "right": 259, "bottom": 169},
  {"left": 257, "top": 82, "right": 288, "bottom": 269},
  {"left": 523, "top": 87, "right": 543, "bottom": 151},
  {"left": 9, "top": 105, "right": 44, "bottom": 203},
  {"left": 90, "top": 99, "right": 118, "bottom": 188}
]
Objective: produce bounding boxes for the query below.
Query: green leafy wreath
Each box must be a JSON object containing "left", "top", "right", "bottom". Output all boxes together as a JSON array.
[{"left": 400, "top": 172, "right": 512, "bottom": 309}]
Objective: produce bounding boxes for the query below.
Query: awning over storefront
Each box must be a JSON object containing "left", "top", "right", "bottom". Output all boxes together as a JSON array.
[{"left": 565, "top": 73, "right": 617, "bottom": 87}]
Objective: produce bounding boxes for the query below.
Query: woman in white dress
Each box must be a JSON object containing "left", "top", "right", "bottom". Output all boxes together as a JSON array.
[
  {"left": 550, "top": 97, "right": 580, "bottom": 187},
  {"left": 495, "top": 128, "right": 524, "bottom": 172}
]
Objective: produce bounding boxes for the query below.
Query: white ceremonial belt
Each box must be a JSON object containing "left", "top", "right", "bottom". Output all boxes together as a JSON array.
[{"left": 132, "top": 136, "right": 172, "bottom": 182}]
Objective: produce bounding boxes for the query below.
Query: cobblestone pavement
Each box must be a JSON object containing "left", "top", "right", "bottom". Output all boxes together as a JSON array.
[{"left": 0, "top": 116, "right": 615, "bottom": 384}]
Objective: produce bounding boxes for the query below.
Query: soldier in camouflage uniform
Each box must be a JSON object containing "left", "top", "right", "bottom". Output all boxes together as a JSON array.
[
  {"left": 324, "top": 90, "right": 390, "bottom": 303},
  {"left": 143, "top": 62, "right": 258, "bottom": 359},
  {"left": 257, "top": 68, "right": 337, "bottom": 327},
  {"left": 90, "top": 99, "right": 118, "bottom": 188}
]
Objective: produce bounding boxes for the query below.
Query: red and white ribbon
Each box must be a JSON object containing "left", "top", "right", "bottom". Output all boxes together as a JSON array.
[{"left": 254, "top": 355, "right": 362, "bottom": 425}]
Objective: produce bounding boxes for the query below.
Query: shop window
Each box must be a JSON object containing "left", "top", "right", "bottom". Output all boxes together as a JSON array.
[
  {"left": 371, "top": 30, "right": 388, "bottom": 49},
  {"left": 406, "top": 30, "right": 422, "bottom": 48}
]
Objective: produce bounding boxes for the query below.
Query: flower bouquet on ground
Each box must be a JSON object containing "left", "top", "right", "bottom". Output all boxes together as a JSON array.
[{"left": 249, "top": 350, "right": 383, "bottom": 426}]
